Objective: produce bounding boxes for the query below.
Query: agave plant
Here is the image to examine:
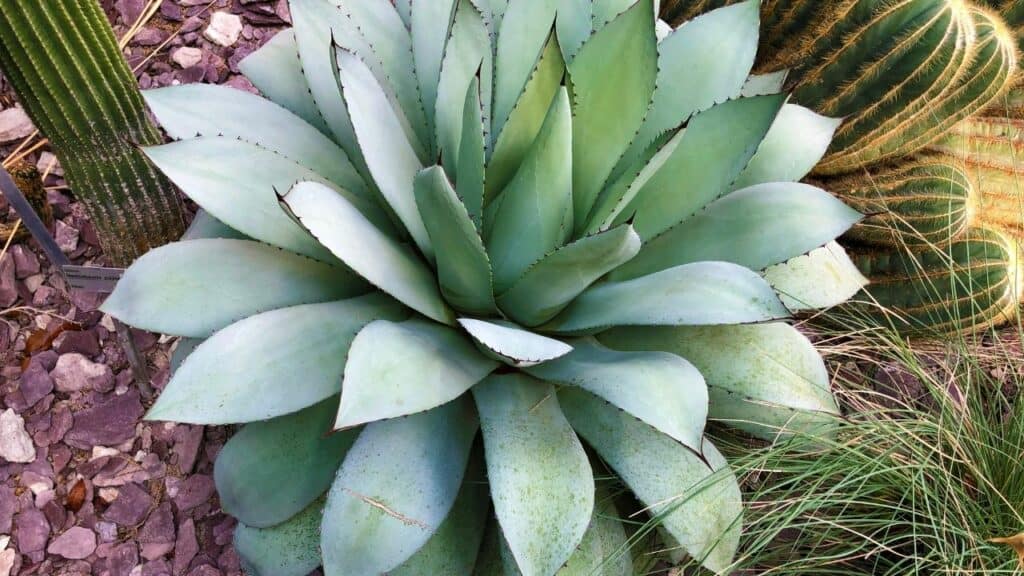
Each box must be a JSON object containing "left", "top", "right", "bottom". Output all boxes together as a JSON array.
[{"left": 103, "top": 0, "right": 865, "bottom": 574}]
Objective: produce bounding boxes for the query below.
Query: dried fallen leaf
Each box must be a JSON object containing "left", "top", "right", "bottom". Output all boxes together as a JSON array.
[
  {"left": 25, "top": 321, "right": 75, "bottom": 356},
  {"left": 65, "top": 478, "right": 86, "bottom": 512},
  {"left": 989, "top": 532, "right": 1024, "bottom": 568}
]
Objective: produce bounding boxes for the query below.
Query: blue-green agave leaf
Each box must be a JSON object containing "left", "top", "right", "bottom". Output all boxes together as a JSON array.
[
  {"left": 215, "top": 398, "right": 358, "bottom": 527},
  {"left": 526, "top": 337, "right": 707, "bottom": 451},
  {"left": 601, "top": 323, "right": 842, "bottom": 440},
  {"left": 560, "top": 389, "right": 742, "bottom": 574},
  {"left": 234, "top": 496, "right": 325, "bottom": 576},
  {"left": 181, "top": 209, "right": 246, "bottom": 242},
  {"left": 765, "top": 242, "right": 868, "bottom": 312},
  {"left": 569, "top": 0, "right": 657, "bottom": 231},
  {"left": 414, "top": 165, "right": 496, "bottom": 315},
  {"left": 101, "top": 239, "right": 366, "bottom": 338},
  {"left": 391, "top": 447, "right": 490, "bottom": 575},
  {"left": 496, "top": 224, "right": 641, "bottom": 326},
  {"left": 146, "top": 294, "right": 405, "bottom": 423},
  {"left": 459, "top": 318, "right": 573, "bottom": 367},
  {"left": 144, "top": 137, "right": 388, "bottom": 262},
  {"left": 412, "top": 0, "right": 458, "bottom": 138},
  {"left": 436, "top": 0, "right": 491, "bottom": 176},
  {"left": 458, "top": 77, "right": 487, "bottom": 228},
  {"left": 487, "top": 87, "right": 573, "bottom": 292},
  {"left": 473, "top": 374, "right": 594, "bottom": 576},
  {"left": 626, "top": 94, "right": 786, "bottom": 241},
  {"left": 730, "top": 104, "right": 841, "bottom": 191},
  {"left": 336, "top": 318, "right": 497, "bottom": 429},
  {"left": 336, "top": 48, "right": 435, "bottom": 261},
  {"left": 321, "top": 397, "right": 478, "bottom": 574},
  {"left": 237, "top": 29, "right": 331, "bottom": 134},
  {"left": 143, "top": 84, "right": 368, "bottom": 198},
  {"left": 486, "top": 34, "right": 564, "bottom": 206},
  {"left": 290, "top": 0, "right": 365, "bottom": 170},
  {"left": 492, "top": 0, "right": 559, "bottom": 138},
  {"left": 544, "top": 262, "right": 791, "bottom": 334},
  {"left": 169, "top": 338, "right": 201, "bottom": 375},
  {"left": 556, "top": 0, "right": 591, "bottom": 63},
  {"left": 613, "top": 182, "right": 864, "bottom": 281},
  {"left": 285, "top": 181, "right": 455, "bottom": 325},
  {"left": 625, "top": 0, "right": 759, "bottom": 168},
  {"left": 740, "top": 70, "right": 788, "bottom": 97}
]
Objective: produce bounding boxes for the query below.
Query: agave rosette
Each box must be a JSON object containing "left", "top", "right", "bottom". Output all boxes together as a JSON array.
[{"left": 103, "top": 0, "right": 866, "bottom": 574}]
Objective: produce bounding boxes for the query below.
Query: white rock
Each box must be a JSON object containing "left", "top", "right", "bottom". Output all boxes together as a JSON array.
[
  {"left": 99, "top": 487, "right": 120, "bottom": 503},
  {"left": 172, "top": 46, "right": 204, "bottom": 69},
  {"left": 100, "top": 314, "right": 116, "bottom": 332},
  {"left": 204, "top": 12, "right": 242, "bottom": 47},
  {"left": 0, "top": 537, "right": 8, "bottom": 549},
  {"left": 36, "top": 151, "right": 64, "bottom": 177},
  {"left": 55, "top": 220, "right": 80, "bottom": 253},
  {"left": 0, "top": 548, "right": 14, "bottom": 576},
  {"left": 0, "top": 409, "right": 35, "bottom": 463},
  {"left": 92, "top": 446, "right": 120, "bottom": 460},
  {"left": 52, "top": 353, "right": 114, "bottom": 393},
  {"left": 24, "top": 274, "right": 45, "bottom": 293},
  {"left": 0, "top": 106, "right": 34, "bottom": 143}
]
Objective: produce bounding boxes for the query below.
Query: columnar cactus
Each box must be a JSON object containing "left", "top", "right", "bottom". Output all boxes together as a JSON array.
[
  {"left": 662, "top": 0, "right": 1023, "bottom": 334},
  {"left": 846, "top": 226, "right": 1024, "bottom": 333},
  {"left": 102, "top": 1, "right": 866, "bottom": 574},
  {"left": 0, "top": 0, "right": 187, "bottom": 264},
  {"left": 827, "top": 158, "right": 977, "bottom": 247}
]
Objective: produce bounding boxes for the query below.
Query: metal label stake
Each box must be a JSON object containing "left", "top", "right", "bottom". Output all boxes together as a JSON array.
[{"left": 2, "top": 165, "right": 151, "bottom": 397}]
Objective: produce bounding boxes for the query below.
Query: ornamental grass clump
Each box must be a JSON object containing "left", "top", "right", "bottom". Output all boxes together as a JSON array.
[{"left": 103, "top": 1, "right": 866, "bottom": 574}]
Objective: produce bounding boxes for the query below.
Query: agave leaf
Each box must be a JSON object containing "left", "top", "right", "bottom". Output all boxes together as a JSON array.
[
  {"left": 497, "top": 224, "right": 641, "bottom": 326},
  {"left": 396, "top": 0, "right": 411, "bottom": 26},
  {"left": 101, "top": 239, "right": 367, "bottom": 338},
  {"left": 290, "top": 0, "right": 365, "bottom": 171},
  {"left": 560, "top": 389, "right": 742, "bottom": 574},
  {"left": 414, "top": 165, "right": 496, "bottom": 315},
  {"left": 143, "top": 137, "right": 390, "bottom": 261},
  {"left": 412, "top": 0, "right": 458, "bottom": 138},
  {"left": 474, "top": 483, "right": 634, "bottom": 576},
  {"left": 237, "top": 30, "right": 331, "bottom": 135},
  {"left": 486, "top": 33, "right": 564, "bottom": 202},
  {"left": 143, "top": 84, "right": 368, "bottom": 198},
  {"left": 169, "top": 338, "right": 201, "bottom": 374},
  {"left": 146, "top": 294, "right": 405, "bottom": 423},
  {"left": 336, "top": 49, "right": 435, "bottom": 261},
  {"left": 556, "top": 0, "right": 591, "bottom": 63},
  {"left": 740, "top": 70, "right": 788, "bottom": 97},
  {"left": 492, "top": 0, "right": 560, "bottom": 138},
  {"left": 335, "top": 318, "right": 498, "bottom": 429},
  {"left": 459, "top": 318, "right": 573, "bottom": 367},
  {"left": 730, "top": 104, "right": 841, "bottom": 191},
  {"left": 601, "top": 323, "right": 841, "bottom": 440},
  {"left": 625, "top": 0, "right": 759, "bottom": 170},
  {"left": 614, "top": 183, "right": 864, "bottom": 281},
  {"left": 474, "top": 374, "right": 594, "bottom": 576},
  {"left": 471, "top": 0, "right": 508, "bottom": 31},
  {"left": 391, "top": 447, "right": 490, "bottom": 575},
  {"left": 583, "top": 129, "right": 679, "bottom": 236},
  {"left": 569, "top": 0, "right": 657, "bottom": 230},
  {"left": 764, "top": 242, "right": 868, "bottom": 312},
  {"left": 593, "top": 0, "right": 636, "bottom": 28},
  {"left": 526, "top": 337, "right": 707, "bottom": 451},
  {"left": 436, "top": 0, "right": 491, "bottom": 175},
  {"left": 215, "top": 398, "right": 358, "bottom": 528},
  {"left": 458, "top": 77, "right": 487, "bottom": 228},
  {"left": 322, "top": 397, "right": 478, "bottom": 574},
  {"left": 233, "top": 496, "right": 324, "bottom": 576},
  {"left": 181, "top": 209, "right": 246, "bottom": 242},
  {"left": 487, "top": 87, "right": 573, "bottom": 292},
  {"left": 285, "top": 181, "right": 455, "bottom": 325},
  {"left": 626, "top": 94, "right": 786, "bottom": 241},
  {"left": 341, "top": 0, "right": 430, "bottom": 154},
  {"left": 543, "top": 262, "right": 790, "bottom": 334}
]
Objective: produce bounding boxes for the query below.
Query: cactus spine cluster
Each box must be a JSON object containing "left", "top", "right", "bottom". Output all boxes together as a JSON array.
[
  {"left": 662, "top": 0, "right": 1023, "bottom": 334},
  {"left": 0, "top": 0, "right": 186, "bottom": 265}
]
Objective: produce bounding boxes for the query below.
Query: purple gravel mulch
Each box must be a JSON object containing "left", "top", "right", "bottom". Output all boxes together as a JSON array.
[{"left": 1, "top": 1, "right": 296, "bottom": 574}]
